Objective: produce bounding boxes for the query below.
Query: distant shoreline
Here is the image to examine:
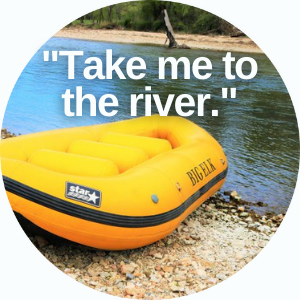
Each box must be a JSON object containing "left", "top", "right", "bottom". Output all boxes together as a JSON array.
[{"left": 54, "top": 28, "right": 263, "bottom": 54}]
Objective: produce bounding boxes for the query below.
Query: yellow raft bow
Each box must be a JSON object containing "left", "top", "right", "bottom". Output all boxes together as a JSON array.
[{"left": 1, "top": 116, "right": 227, "bottom": 250}]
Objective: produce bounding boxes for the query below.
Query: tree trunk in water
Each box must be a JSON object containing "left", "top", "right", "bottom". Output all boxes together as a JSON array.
[
  {"left": 163, "top": 9, "right": 178, "bottom": 48},
  {"left": 163, "top": 9, "right": 190, "bottom": 49}
]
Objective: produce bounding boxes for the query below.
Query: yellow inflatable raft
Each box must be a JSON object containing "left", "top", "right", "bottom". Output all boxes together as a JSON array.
[{"left": 1, "top": 116, "right": 227, "bottom": 250}]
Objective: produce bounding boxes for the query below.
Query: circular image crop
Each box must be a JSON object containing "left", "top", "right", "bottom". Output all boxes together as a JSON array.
[{"left": 1, "top": 1, "right": 299, "bottom": 299}]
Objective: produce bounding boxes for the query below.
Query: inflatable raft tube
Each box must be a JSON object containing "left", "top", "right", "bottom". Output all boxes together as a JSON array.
[{"left": 0, "top": 116, "right": 227, "bottom": 250}]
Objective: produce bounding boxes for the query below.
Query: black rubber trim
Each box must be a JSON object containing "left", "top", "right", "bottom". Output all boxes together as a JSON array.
[{"left": 3, "top": 168, "right": 227, "bottom": 228}]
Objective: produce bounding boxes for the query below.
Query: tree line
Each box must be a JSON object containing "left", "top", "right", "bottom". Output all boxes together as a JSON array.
[{"left": 69, "top": 0, "right": 242, "bottom": 36}]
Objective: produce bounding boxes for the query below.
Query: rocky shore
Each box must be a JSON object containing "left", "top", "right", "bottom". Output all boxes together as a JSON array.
[
  {"left": 1, "top": 128, "right": 16, "bottom": 139},
  {"left": 1, "top": 128, "right": 284, "bottom": 299},
  {"left": 26, "top": 193, "right": 283, "bottom": 299}
]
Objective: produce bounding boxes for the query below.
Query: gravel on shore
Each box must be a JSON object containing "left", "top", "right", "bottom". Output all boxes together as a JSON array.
[
  {"left": 1, "top": 128, "right": 16, "bottom": 139},
  {"left": 1, "top": 128, "right": 284, "bottom": 299},
  {"left": 25, "top": 192, "right": 283, "bottom": 299}
]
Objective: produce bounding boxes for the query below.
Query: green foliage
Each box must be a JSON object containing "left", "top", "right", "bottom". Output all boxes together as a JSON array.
[
  {"left": 172, "top": 21, "right": 186, "bottom": 32},
  {"left": 132, "top": 20, "right": 152, "bottom": 31},
  {"left": 68, "top": 1, "right": 233, "bottom": 35},
  {"left": 153, "top": 19, "right": 164, "bottom": 31},
  {"left": 192, "top": 12, "right": 221, "bottom": 34},
  {"left": 121, "top": 18, "right": 132, "bottom": 29}
]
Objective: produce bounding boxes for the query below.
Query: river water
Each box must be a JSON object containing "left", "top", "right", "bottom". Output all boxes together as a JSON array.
[{"left": 3, "top": 37, "right": 299, "bottom": 214}]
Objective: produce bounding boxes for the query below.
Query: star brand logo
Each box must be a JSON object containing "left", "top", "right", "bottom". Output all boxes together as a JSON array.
[
  {"left": 65, "top": 182, "right": 101, "bottom": 207},
  {"left": 87, "top": 191, "right": 99, "bottom": 204}
]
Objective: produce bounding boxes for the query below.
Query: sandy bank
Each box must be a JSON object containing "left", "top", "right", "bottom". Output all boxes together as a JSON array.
[{"left": 54, "top": 28, "right": 263, "bottom": 54}]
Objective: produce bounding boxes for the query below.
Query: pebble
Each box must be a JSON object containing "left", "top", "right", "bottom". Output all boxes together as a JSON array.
[
  {"left": 120, "top": 264, "right": 136, "bottom": 274},
  {"left": 258, "top": 240, "right": 268, "bottom": 248},
  {"left": 230, "top": 190, "right": 241, "bottom": 201},
  {"left": 170, "top": 281, "right": 184, "bottom": 292},
  {"left": 247, "top": 223, "right": 256, "bottom": 228},
  {"left": 126, "top": 273, "right": 135, "bottom": 280},
  {"left": 216, "top": 273, "right": 227, "bottom": 281},
  {"left": 239, "top": 212, "right": 249, "bottom": 217},
  {"left": 238, "top": 206, "right": 245, "bottom": 212},
  {"left": 224, "top": 190, "right": 232, "bottom": 196},
  {"left": 125, "top": 283, "right": 137, "bottom": 296},
  {"left": 163, "top": 266, "right": 174, "bottom": 273},
  {"left": 100, "top": 272, "right": 110, "bottom": 278},
  {"left": 153, "top": 253, "right": 163, "bottom": 259},
  {"left": 205, "top": 205, "right": 212, "bottom": 212},
  {"left": 197, "top": 269, "right": 207, "bottom": 280},
  {"left": 35, "top": 236, "right": 49, "bottom": 248},
  {"left": 207, "top": 278, "right": 218, "bottom": 285},
  {"left": 235, "top": 250, "right": 247, "bottom": 260},
  {"left": 238, "top": 221, "right": 247, "bottom": 226}
]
